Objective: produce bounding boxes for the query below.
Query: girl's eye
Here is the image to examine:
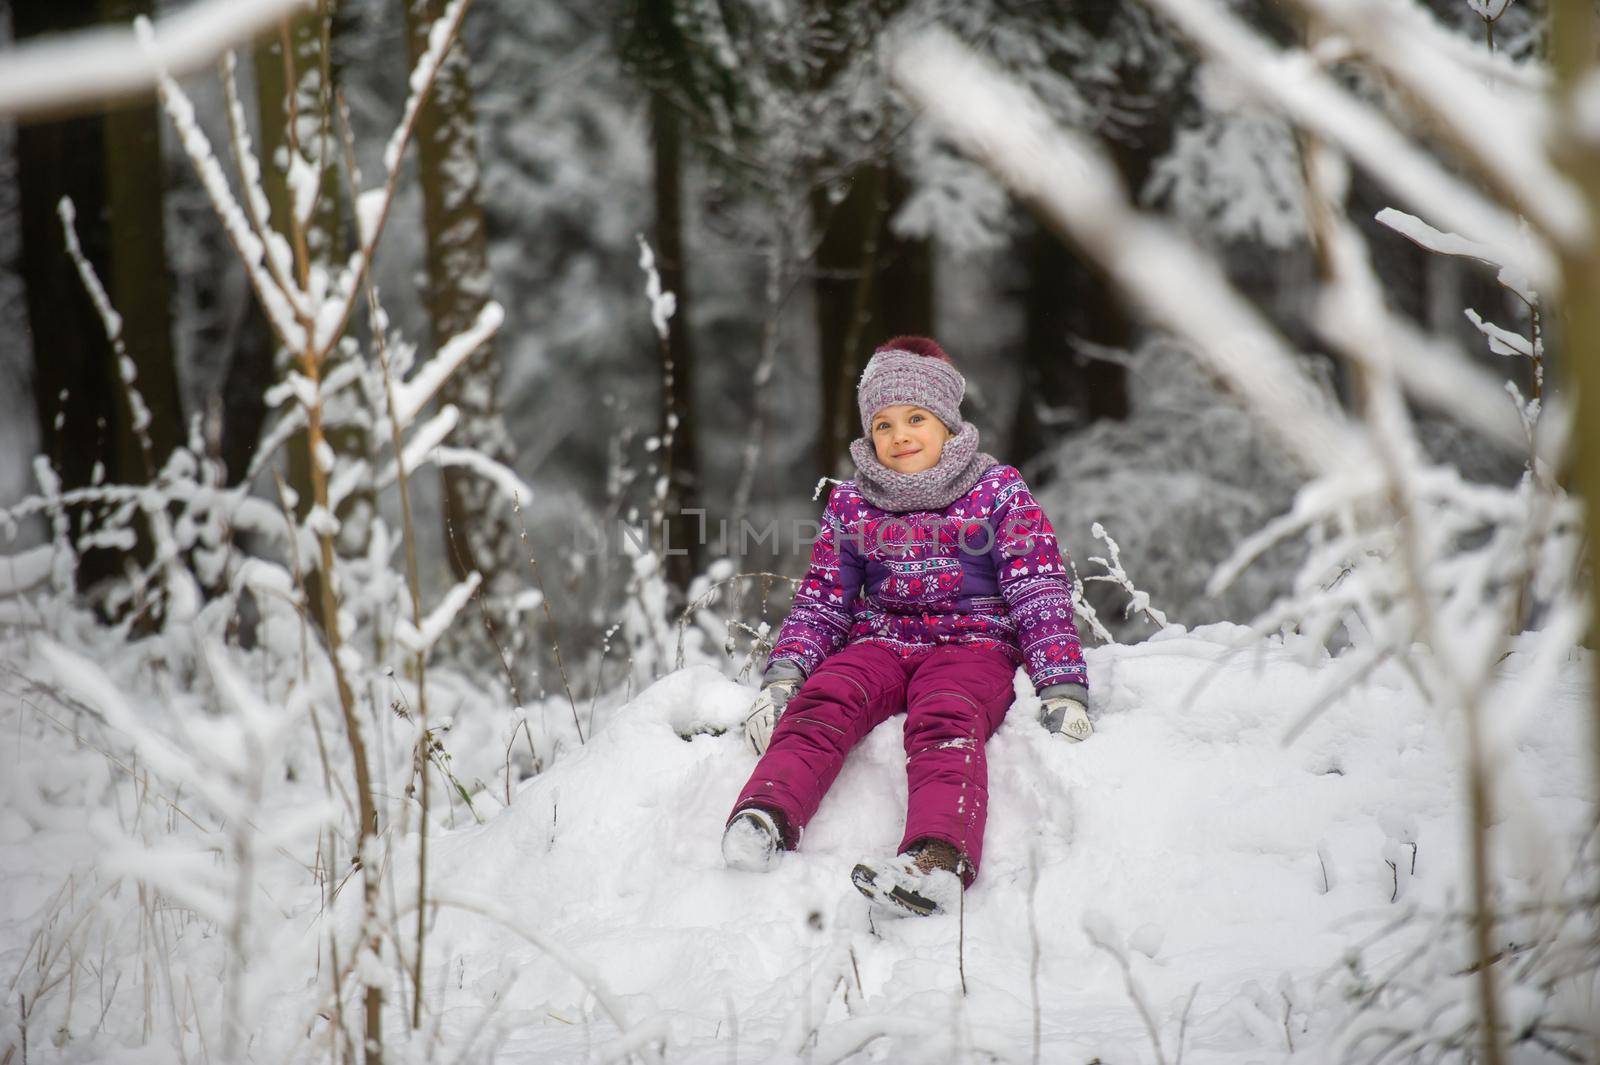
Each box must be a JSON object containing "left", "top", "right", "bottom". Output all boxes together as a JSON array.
[{"left": 910, "top": 414, "right": 924, "bottom": 422}]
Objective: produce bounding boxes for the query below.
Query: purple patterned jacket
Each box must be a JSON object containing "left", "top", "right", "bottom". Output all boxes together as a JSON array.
[{"left": 765, "top": 463, "right": 1088, "bottom": 698}]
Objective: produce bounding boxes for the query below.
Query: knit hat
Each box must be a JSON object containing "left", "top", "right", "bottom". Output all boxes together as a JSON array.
[{"left": 857, "top": 336, "right": 966, "bottom": 436}]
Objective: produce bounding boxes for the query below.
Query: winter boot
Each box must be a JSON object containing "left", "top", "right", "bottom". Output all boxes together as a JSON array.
[
  {"left": 722, "top": 807, "right": 784, "bottom": 873},
  {"left": 851, "top": 839, "right": 963, "bottom": 917}
]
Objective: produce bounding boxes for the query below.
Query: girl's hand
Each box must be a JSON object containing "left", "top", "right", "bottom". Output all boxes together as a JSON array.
[
  {"left": 1040, "top": 696, "right": 1092, "bottom": 742},
  {"left": 743, "top": 678, "right": 802, "bottom": 755}
]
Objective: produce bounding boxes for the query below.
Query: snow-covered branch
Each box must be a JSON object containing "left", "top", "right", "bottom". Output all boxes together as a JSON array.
[
  {"left": 1376, "top": 208, "right": 1536, "bottom": 302},
  {"left": 1085, "top": 522, "right": 1171, "bottom": 631},
  {"left": 389, "top": 301, "right": 505, "bottom": 429},
  {"left": 1132, "top": 0, "right": 1556, "bottom": 292},
  {"left": 1279, "top": 0, "right": 1583, "bottom": 249},
  {"left": 311, "top": 0, "right": 478, "bottom": 363},
  {"left": 139, "top": 20, "right": 309, "bottom": 352},
  {"left": 58, "top": 198, "right": 156, "bottom": 478},
  {"left": 219, "top": 51, "right": 302, "bottom": 313},
  {"left": 0, "top": 0, "right": 313, "bottom": 121},
  {"left": 426, "top": 446, "right": 537, "bottom": 510},
  {"left": 395, "top": 573, "right": 482, "bottom": 657},
  {"left": 636, "top": 235, "right": 677, "bottom": 341}
]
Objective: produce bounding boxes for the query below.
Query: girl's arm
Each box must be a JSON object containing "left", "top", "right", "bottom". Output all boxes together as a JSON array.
[
  {"left": 765, "top": 487, "right": 862, "bottom": 681},
  {"left": 989, "top": 470, "right": 1089, "bottom": 699}
]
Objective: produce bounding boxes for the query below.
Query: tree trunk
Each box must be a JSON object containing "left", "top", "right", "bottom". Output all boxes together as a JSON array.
[
  {"left": 254, "top": 7, "right": 342, "bottom": 276},
  {"left": 1007, "top": 215, "right": 1131, "bottom": 471},
  {"left": 1003, "top": 3, "right": 1182, "bottom": 472},
  {"left": 101, "top": 0, "right": 182, "bottom": 474},
  {"left": 650, "top": 81, "right": 705, "bottom": 593},
  {"left": 1550, "top": 0, "right": 1600, "bottom": 909},
  {"left": 812, "top": 159, "right": 934, "bottom": 481},
  {"left": 402, "top": 0, "right": 518, "bottom": 600},
  {"left": 15, "top": 0, "right": 180, "bottom": 593}
]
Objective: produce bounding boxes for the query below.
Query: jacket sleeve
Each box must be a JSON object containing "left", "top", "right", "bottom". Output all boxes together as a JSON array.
[
  {"left": 765, "top": 487, "right": 863, "bottom": 680},
  {"left": 990, "top": 471, "right": 1089, "bottom": 694}
]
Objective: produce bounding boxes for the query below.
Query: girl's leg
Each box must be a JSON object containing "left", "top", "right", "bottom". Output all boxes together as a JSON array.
[
  {"left": 899, "top": 644, "right": 1018, "bottom": 884},
  {"left": 729, "top": 641, "right": 906, "bottom": 847}
]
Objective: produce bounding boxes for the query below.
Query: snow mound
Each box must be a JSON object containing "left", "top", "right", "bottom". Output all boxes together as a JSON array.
[{"left": 404, "top": 624, "right": 1593, "bottom": 1062}]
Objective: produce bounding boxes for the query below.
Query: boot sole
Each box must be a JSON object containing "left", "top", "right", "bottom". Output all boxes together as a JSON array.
[
  {"left": 850, "top": 863, "right": 941, "bottom": 917},
  {"left": 722, "top": 812, "right": 780, "bottom": 872}
]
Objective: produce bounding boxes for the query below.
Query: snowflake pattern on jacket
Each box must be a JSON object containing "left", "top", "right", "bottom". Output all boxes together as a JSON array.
[{"left": 766, "top": 464, "right": 1088, "bottom": 692}]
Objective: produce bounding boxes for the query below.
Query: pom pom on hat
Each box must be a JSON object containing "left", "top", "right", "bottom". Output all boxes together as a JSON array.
[
  {"left": 858, "top": 335, "right": 966, "bottom": 435},
  {"left": 876, "top": 335, "right": 953, "bottom": 363}
]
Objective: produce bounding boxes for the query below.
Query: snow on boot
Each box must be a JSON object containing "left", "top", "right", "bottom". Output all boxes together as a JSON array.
[
  {"left": 722, "top": 807, "right": 783, "bottom": 873},
  {"left": 851, "top": 840, "right": 963, "bottom": 918}
]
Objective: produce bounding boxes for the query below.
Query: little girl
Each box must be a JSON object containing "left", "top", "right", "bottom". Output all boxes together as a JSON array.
[{"left": 722, "top": 336, "right": 1091, "bottom": 918}]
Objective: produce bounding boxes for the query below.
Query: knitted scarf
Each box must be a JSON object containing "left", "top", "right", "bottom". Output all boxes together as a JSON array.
[{"left": 848, "top": 422, "right": 999, "bottom": 512}]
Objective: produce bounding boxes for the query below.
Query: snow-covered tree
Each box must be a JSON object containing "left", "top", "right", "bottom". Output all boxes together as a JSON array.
[{"left": 403, "top": 0, "right": 521, "bottom": 625}]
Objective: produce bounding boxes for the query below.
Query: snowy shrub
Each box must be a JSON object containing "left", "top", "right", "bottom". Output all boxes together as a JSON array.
[
  {"left": 0, "top": 3, "right": 602, "bottom": 1060},
  {"left": 1037, "top": 336, "right": 1307, "bottom": 639}
]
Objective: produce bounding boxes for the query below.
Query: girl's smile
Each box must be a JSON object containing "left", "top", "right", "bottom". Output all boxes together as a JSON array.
[{"left": 871, "top": 405, "right": 953, "bottom": 474}]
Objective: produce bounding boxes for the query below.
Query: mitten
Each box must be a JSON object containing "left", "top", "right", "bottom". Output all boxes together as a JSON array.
[
  {"left": 743, "top": 675, "right": 802, "bottom": 755},
  {"left": 1038, "top": 684, "right": 1092, "bottom": 742}
]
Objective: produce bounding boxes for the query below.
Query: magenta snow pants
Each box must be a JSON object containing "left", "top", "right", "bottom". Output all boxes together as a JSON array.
[{"left": 729, "top": 641, "right": 1017, "bottom": 884}]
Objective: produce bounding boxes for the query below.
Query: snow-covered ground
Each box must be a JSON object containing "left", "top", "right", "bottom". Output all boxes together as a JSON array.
[{"left": 4, "top": 618, "right": 1591, "bottom": 1063}]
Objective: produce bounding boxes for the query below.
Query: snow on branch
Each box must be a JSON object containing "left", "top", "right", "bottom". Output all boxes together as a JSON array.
[
  {"left": 1465, "top": 309, "right": 1535, "bottom": 358},
  {"left": 137, "top": 19, "right": 308, "bottom": 352},
  {"left": 383, "top": 0, "right": 470, "bottom": 175},
  {"left": 636, "top": 235, "right": 677, "bottom": 341},
  {"left": 389, "top": 301, "right": 505, "bottom": 429},
  {"left": 1086, "top": 523, "right": 1171, "bottom": 630},
  {"left": 381, "top": 406, "right": 460, "bottom": 488},
  {"left": 426, "top": 446, "right": 536, "bottom": 511},
  {"left": 887, "top": 28, "right": 1358, "bottom": 478},
  {"left": 309, "top": 0, "right": 477, "bottom": 363},
  {"left": 395, "top": 572, "right": 482, "bottom": 656},
  {"left": 1375, "top": 208, "right": 1536, "bottom": 303},
  {"left": 1132, "top": 0, "right": 1554, "bottom": 292},
  {"left": 58, "top": 197, "right": 156, "bottom": 477},
  {"left": 1207, "top": 474, "right": 1380, "bottom": 597},
  {"left": 1356, "top": 311, "right": 1528, "bottom": 450},
  {"left": 220, "top": 51, "right": 300, "bottom": 307},
  {"left": 1295, "top": 200, "right": 1527, "bottom": 451},
  {"left": 0, "top": 0, "right": 313, "bottom": 121}
]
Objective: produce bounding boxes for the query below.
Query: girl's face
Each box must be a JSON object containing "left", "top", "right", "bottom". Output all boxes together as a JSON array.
[{"left": 871, "top": 405, "right": 953, "bottom": 474}]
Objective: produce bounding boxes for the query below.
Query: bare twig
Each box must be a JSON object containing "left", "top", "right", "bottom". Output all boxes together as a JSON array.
[
  {"left": 672, "top": 570, "right": 798, "bottom": 671},
  {"left": 1028, "top": 847, "right": 1042, "bottom": 1065}
]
